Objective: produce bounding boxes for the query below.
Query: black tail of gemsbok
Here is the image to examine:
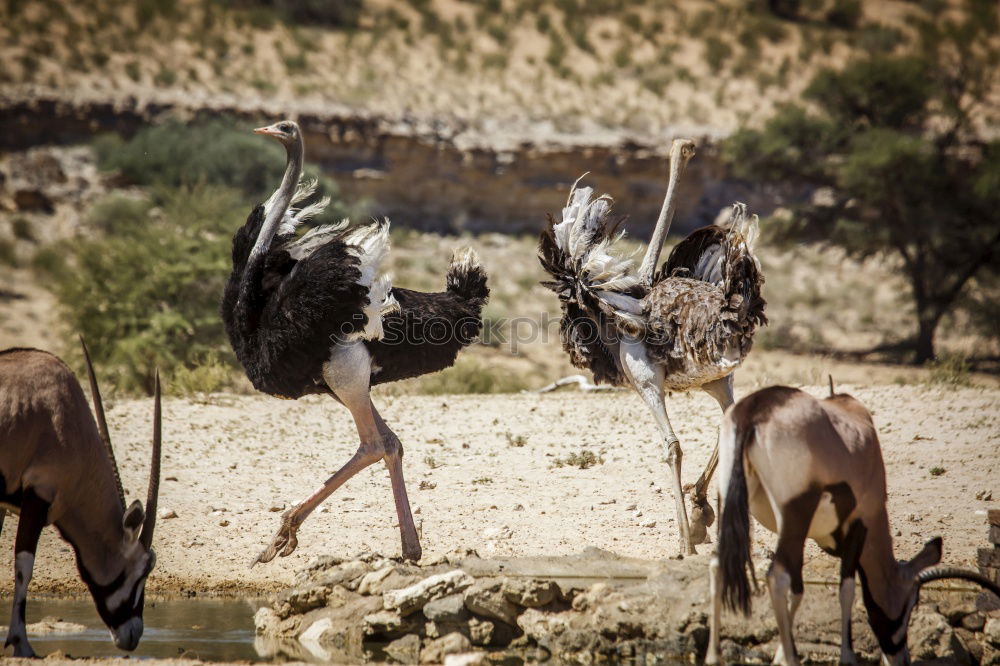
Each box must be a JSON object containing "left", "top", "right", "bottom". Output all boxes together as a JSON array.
[{"left": 719, "top": 423, "right": 754, "bottom": 615}]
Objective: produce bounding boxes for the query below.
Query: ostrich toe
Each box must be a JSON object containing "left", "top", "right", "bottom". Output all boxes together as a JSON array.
[{"left": 253, "top": 512, "right": 300, "bottom": 566}]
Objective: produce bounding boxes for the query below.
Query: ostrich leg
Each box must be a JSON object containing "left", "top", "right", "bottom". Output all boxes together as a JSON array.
[
  {"left": 371, "top": 405, "right": 421, "bottom": 561},
  {"left": 620, "top": 339, "right": 694, "bottom": 556},
  {"left": 686, "top": 374, "right": 735, "bottom": 545},
  {"left": 255, "top": 344, "right": 421, "bottom": 564}
]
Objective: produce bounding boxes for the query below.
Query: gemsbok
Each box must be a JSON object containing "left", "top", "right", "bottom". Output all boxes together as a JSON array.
[
  {"left": 0, "top": 340, "right": 161, "bottom": 657},
  {"left": 706, "top": 384, "right": 1000, "bottom": 666}
]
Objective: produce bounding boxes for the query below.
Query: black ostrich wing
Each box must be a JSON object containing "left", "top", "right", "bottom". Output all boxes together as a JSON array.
[
  {"left": 658, "top": 225, "right": 727, "bottom": 283},
  {"left": 232, "top": 239, "right": 370, "bottom": 399}
]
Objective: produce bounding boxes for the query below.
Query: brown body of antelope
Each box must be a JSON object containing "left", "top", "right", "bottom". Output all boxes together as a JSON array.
[
  {"left": 0, "top": 343, "right": 160, "bottom": 657},
  {"left": 706, "top": 385, "right": 1000, "bottom": 666}
]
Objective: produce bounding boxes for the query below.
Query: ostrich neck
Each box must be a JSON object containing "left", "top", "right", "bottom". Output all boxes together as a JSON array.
[
  {"left": 249, "top": 138, "right": 304, "bottom": 261},
  {"left": 638, "top": 157, "right": 684, "bottom": 283}
]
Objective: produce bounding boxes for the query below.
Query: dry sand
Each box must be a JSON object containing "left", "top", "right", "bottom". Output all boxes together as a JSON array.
[{"left": 1, "top": 378, "right": 996, "bottom": 599}]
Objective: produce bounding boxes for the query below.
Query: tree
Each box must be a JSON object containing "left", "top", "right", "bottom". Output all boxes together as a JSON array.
[{"left": 723, "top": 0, "right": 1000, "bottom": 363}]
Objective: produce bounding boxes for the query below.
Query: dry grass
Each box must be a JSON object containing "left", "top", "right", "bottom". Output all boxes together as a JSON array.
[{"left": 0, "top": 0, "right": 949, "bottom": 138}]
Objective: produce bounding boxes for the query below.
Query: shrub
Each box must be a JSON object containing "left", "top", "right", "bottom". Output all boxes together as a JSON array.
[
  {"left": 0, "top": 239, "right": 18, "bottom": 267},
  {"left": 92, "top": 119, "right": 348, "bottom": 223},
  {"left": 228, "top": 0, "right": 363, "bottom": 28},
  {"left": 410, "top": 359, "right": 529, "bottom": 395},
  {"left": 826, "top": 0, "right": 862, "bottom": 30},
  {"left": 11, "top": 217, "right": 34, "bottom": 242},
  {"left": 704, "top": 36, "right": 732, "bottom": 72},
  {"left": 37, "top": 186, "right": 248, "bottom": 394},
  {"left": 554, "top": 450, "right": 604, "bottom": 469},
  {"left": 926, "top": 353, "right": 971, "bottom": 386}
]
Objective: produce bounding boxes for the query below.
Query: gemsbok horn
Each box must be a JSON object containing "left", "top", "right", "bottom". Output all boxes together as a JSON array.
[
  {"left": 706, "top": 385, "right": 1000, "bottom": 666},
  {"left": 0, "top": 339, "right": 161, "bottom": 657}
]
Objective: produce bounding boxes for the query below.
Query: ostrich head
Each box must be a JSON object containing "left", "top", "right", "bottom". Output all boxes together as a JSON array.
[
  {"left": 670, "top": 138, "right": 696, "bottom": 173},
  {"left": 254, "top": 120, "right": 301, "bottom": 147}
]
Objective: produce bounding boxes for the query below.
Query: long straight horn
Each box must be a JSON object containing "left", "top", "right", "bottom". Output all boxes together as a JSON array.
[
  {"left": 79, "top": 335, "right": 126, "bottom": 510},
  {"left": 140, "top": 370, "right": 161, "bottom": 549},
  {"left": 917, "top": 566, "right": 1000, "bottom": 596},
  {"left": 829, "top": 375, "right": 835, "bottom": 397}
]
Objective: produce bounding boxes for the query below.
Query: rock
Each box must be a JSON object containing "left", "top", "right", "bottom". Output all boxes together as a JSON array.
[
  {"left": 384, "top": 569, "right": 474, "bottom": 616},
  {"left": 444, "top": 652, "right": 487, "bottom": 666},
  {"left": 421, "top": 632, "right": 472, "bottom": 664},
  {"left": 517, "top": 607, "right": 569, "bottom": 640},
  {"left": 385, "top": 633, "right": 422, "bottom": 664},
  {"left": 159, "top": 509, "right": 178, "bottom": 519},
  {"left": 468, "top": 617, "right": 494, "bottom": 646},
  {"left": 501, "top": 578, "right": 559, "bottom": 608},
  {"left": 481, "top": 525, "right": 512, "bottom": 540},
  {"left": 274, "top": 584, "right": 329, "bottom": 619},
  {"left": 962, "top": 611, "right": 985, "bottom": 632},
  {"left": 425, "top": 620, "right": 465, "bottom": 640},
  {"left": 299, "top": 617, "right": 332, "bottom": 643},
  {"left": 721, "top": 639, "right": 771, "bottom": 665},
  {"left": 313, "top": 560, "right": 372, "bottom": 590},
  {"left": 464, "top": 581, "right": 520, "bottom": 626},
  {"left": 358, "top": 566, "right": 394, "bottom": 595},
  {"left": 424, "top": 594, "right": 469, "bottom": 623},
  {"left": 957, "top": 628, "right": 984, "bottom": 664},
  {"left": 908, "top": 608, "right": 971, "bottom": 664},
  {"left": 294, "top": 555, "right": 346, "bottom": 583},
  {"left": 986, "top": 617, "right": 1000, "bottom": 648},
  {"left": 17, "top": 617, "right": 86, "bottom": 636},
  {"left": 254, "top": 607, "right": 281, "bottom": 635},
  {"left": 363, "top": 610, "right": 422, "bottom": 639}
]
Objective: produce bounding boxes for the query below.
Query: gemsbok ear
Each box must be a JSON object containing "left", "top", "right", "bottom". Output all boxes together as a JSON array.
[
  {"left": 909, "top": 536, "right": 943, "bottom": 572},
  {"left": 123, "top": 500, "right": 145, "bottom": 542}
]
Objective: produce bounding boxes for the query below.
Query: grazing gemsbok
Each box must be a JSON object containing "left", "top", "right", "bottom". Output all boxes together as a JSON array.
[
  {"left": 0, "top": 341, "right": 160, "bottom": 657},
  {"left": 706, "top": 384, "right": 1000, "bottom": 666}
]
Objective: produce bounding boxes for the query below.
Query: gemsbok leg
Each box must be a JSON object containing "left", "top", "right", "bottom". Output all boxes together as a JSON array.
[
  {"left": 768, "top": 509, "right": 814, "bottom": 666},
  {"left": 5, "top": 492, "right": 47, "bottom": 658},
  {"left": 837, "top": 521, "right": 866, "bottom": 665}
]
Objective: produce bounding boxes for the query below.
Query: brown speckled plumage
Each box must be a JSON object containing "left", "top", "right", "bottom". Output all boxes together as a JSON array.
[
  {"left": 539, "top": 190, "right": 766, "bottom": 391},
  {"left": 644, "top": 222, "right": 767, "bottom": 390}
]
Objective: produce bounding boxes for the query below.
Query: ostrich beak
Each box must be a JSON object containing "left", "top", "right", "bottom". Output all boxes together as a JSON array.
[{"left": 254, "top": 125, "right": 281, "bottom": 137}]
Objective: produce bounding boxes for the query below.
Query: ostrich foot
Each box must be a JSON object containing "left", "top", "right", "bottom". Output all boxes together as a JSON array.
[
  {"left": 253, "top": 511, "right": 300, "bottom": 566},
  {"left": 685, "top": 483, "right": 715, "bottom": 546}
]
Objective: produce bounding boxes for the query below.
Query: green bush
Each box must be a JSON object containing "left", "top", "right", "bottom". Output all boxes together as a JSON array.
[
  {"left": 826, "top": 0, "right": 862, "bottom": 29},
  {"left": 37, "top": 186, "right": 247, "bottom": 394},
  {"left": 92, "top": 119, "right": 348, "bottom": 223},
  {"left": 704, "top": 36, "right": 732, "bottom": 73},
  {"left": 226, "top": 0, "right": 363, "bottom": 28},
  {"left": 410, "top": 359, "right": 529, "bottom": 395}
]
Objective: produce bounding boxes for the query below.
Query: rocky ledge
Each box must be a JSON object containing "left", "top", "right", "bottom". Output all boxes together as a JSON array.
[{"left": 253, "top": 547, "right": 1000, "bottom": 665}]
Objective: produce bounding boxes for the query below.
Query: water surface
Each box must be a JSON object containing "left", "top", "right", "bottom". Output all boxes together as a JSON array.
[{"left": 1, "top": 597, "right": 262, "bottom": 661}]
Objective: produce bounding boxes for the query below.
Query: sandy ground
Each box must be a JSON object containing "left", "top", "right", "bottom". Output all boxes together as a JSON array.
[{"left": 1, "top": 378, "right": 997, "bottom": 600}]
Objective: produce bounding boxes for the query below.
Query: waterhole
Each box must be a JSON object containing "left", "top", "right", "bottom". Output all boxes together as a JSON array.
[{"left": 1, "top": 597, "right": 263, "bottom": 661}]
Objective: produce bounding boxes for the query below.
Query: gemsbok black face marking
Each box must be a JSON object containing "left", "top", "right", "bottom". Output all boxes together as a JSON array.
[
  {"left": 0, "top": 340, "right": 161, "bottom": 657},
  {"left": 705, "top": 384, "right": 1000, "bottom": 666}
]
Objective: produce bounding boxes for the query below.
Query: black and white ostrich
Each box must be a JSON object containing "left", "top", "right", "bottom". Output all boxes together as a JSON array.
[
  {"left": 221, "top": 120, "right": 489, "bottom": 563},
  {"left": 539, "top": 139, "right": 766, "bottom": 556}
]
